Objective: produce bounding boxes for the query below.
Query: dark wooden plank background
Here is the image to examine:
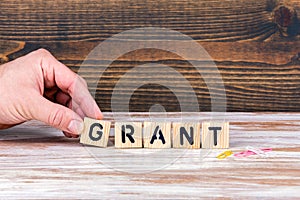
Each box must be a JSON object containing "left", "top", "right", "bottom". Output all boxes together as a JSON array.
[{"left": 0, "top": 0, "right": 299, "bottom": 112}]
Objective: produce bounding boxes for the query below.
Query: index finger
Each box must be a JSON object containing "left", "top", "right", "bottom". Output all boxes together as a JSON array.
[{"left": 36, "top": 49, "right": 103, "bottom": 120}]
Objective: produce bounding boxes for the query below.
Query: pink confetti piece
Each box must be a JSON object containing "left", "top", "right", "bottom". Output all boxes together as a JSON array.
[{"left": 233, "top": 148, "right": 272, "bottom": 158}]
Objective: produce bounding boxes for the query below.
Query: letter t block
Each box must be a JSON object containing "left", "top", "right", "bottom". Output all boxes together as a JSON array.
[
  {"left": 202, "top": 122, "right": 229, "bottom": 149},
  {"left": 80, "top": 117, "right": 111, "bottom": 147}
]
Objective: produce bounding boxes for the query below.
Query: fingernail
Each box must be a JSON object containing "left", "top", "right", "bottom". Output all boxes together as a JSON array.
[
  {"left": 68, "top": 120, "right": 84, "bottom": 135},
  {"left": 94, "top": 107, "right": 103, "bottom": 120},
  {"left": 97, "top": 112, "right": 103, "bottom": 120}
]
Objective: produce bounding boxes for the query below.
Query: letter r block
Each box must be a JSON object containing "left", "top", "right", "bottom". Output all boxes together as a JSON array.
[
  {"left": 144, "top": 122, "right": 171, "bottom": 148},
  {"left": 80, "top": 117, "right": 111, "bottom": 147},
  {"left": 114, "top": 122, "right": 143, "bottom": 148},
  {"left": 202, "top": 122, "right": 229, "bottom": 149},
  {"left": 173, "top": 123, "right": 201, "bottom": 149}
]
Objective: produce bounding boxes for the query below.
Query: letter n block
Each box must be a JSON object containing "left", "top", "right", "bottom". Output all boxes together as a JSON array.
[
  {"left": 114, "top": 122, "right": 143, "bottom": 148},
  {"left": 144, "top": 122, "right": 171, "bottom": 148},
  {"left": 173, "top": 123, "right": 201, "bottom": 149},
  {"left": 202, "top": 122, "right": 229, "bottom": 149},
  {"left": 80, "top": 117, "right": 111, "bottom": 147}
]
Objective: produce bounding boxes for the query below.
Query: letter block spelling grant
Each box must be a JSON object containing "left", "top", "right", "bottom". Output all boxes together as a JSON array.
[
  {"left": 115, "top": 122, "right": 143, "bottom": 148},
  {"left": 201, "top": 122, "right": 229, "bottom": 149},
  {"left": 173, "top": 123, "right": 201, "bottom": 149},
  {"left": 144, "top": 122, "right": 171, "bottom": 148},
  {"left": 80, "top": 117, "right": 111, "bottom": 147}
]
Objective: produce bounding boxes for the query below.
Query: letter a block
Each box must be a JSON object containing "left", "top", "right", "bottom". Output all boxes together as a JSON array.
[
  {"left": 144, "top": 122, "right": 171, "bottom": 148},
  {"left": 173, "top": 123, "right": 201, "bottom": 149},
  {"left": 202, "top": 122, "right": 229, "bottom": 149},
  {"left": 80, "top": 117, "right": 111, "bottom": 147},
  {"left": 114, "top": 122, "right": 143, "bottom": 148}
]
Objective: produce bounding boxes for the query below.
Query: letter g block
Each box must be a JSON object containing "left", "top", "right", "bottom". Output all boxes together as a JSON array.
[{"left": 80, "top": 117, "right": 111, "bottom": 147}]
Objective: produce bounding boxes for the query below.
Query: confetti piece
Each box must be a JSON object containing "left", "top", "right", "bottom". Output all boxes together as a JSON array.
[
  {"left": 233, "top": 148, "right": 272, "bottom": 158},
  {"left": 217, "top": 150, "right": 233, "bottom": 159}
]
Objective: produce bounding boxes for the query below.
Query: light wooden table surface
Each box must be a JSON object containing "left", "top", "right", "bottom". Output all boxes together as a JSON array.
[{"left": 0, "top": 112, "right": 300, "bottom": 199}]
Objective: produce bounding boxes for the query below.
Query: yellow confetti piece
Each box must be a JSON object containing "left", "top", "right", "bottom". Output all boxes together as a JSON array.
[{"left": 217, "top": 150, "right": 233, "bottom": 159}]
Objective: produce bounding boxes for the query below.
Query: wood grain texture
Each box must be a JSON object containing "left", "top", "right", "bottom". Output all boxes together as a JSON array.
[
  {"left": 80, "top": 118, "right": 111, "bottom": 147},
  {"left": 114, "top": 122, "right": 143, "bottom": 148},
  {"left": 202, "top": 122, "right": 229, "bottom": 149},
  {"left": 144, "top": 122, "right": 171, "bottom": 148},
  {"left": 172, "top": 122, "right": 201, "bottom": 148},
  {"left": 0, "top": 41, "right": 25, "bottom": 63},
  {"left": 0, "top": 0, "right": 299, "bottom": 112},
  {"left": 0, "top": 0, "right": 280, "bottom": 42},
  {"left": 0, "top": 112, "right": 300, "bottom": 199}
]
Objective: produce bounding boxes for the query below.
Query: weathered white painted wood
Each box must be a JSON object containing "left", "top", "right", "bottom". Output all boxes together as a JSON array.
[{"left": 0, "top": 112, "right": 300, "bottom": 199}]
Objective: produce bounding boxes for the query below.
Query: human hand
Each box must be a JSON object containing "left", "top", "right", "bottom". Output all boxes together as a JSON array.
[{"left": 0, "top": 49, "right": 102, "bottom": 138}]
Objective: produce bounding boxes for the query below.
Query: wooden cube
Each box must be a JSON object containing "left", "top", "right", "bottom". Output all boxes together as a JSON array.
[
  {"left": 144, "top": 122, "right": 171, "bottom": 148},
  {"left": 114, "top": 122, "right": 143, "bottom": 148},
  {"left": 201, "top": 122, "right": 229, "bottom": 149},
  {"left": 80, "top": 117, "right": 111, "bottom": 147},
  {"left": 173, "top": 122, "right": 201, "bottom": 149}
]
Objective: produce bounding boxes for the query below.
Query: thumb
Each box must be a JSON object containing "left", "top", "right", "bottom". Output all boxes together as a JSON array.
[{"left": 30, "top": 96, "right": 84, "bottom": 135}]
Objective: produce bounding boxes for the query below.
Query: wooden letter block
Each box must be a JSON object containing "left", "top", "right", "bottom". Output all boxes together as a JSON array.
[
  {"left": 80, "top": 117, "right": 111, "bottom": 147},
  {"left": 202, "top": 122, "right": 229, "bottom": 149},
  {"left": 114, "top": 122, "right": 143, "bottom": 148},
  {"left": 144, "top": 122, "right": 171, "bottom": 148},
  {"left": 173, "top": 123, "right": 201, "bottom": 149}
]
